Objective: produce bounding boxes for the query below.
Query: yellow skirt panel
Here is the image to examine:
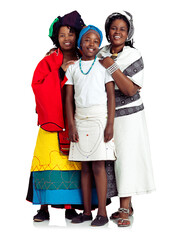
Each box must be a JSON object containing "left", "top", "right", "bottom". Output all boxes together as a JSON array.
[{"left": 31, "top": 128, "right": 81, "bottom": 172}]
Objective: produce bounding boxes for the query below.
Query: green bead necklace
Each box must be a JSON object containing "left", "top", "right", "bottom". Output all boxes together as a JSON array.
[{"left": 79, "top": 56, "right": 97, "bottom": 75}]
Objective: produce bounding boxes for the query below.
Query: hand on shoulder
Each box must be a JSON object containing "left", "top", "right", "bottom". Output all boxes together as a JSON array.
[
  {"left": 61, "top": 61, "right": 76, "bottom": 72},
  {"left": 99, "top": 57, "right": 114, "bottom": 69}
]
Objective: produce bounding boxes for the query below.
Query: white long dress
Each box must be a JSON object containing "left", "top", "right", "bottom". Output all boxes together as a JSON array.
[{"left": 98, "top": 46, "right": 155, "bottom": 197}]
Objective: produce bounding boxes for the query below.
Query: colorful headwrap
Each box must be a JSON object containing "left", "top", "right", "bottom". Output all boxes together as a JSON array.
[
  {"left": 77, "top": 25, "right": 103, "bottom": 49},
  {"left": 105, "top": 10, "right": 134, "bottom": 42},
  {"left": 49, "top": 11, "right": 85, "bottom": 47}
]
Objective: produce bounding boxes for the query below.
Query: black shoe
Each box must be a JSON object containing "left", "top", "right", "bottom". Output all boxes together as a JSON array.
[
  {"left": 71, "top": 213, "right": 93, "bottom": 223},
  {"left": 91, "top": 215, "right": 109, "bottom": 226},
  {"left": 65, "top": 209, "right": 79, "bottom": 220},
  {"left": 33, "top": 210, "right": 50, "bottom": 222}
]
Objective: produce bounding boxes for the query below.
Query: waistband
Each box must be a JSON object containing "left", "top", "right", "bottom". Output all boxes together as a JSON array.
[{"left": 75, "top": 104, "right": 107, "bottom": 119}]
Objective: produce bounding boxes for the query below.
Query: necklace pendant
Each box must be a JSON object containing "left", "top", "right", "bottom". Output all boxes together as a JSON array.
[{"left": 111, "top": 53, "right": 118, "bottom": 60}]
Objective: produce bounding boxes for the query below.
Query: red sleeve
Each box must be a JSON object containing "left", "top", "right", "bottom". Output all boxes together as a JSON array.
[{"left": 32, "top": 50, "right": 66, "bottom": 132}]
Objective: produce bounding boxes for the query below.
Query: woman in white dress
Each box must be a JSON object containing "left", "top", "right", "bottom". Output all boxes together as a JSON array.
[{"left": 98, "top": 11, "right": 155, "bottom": 227}]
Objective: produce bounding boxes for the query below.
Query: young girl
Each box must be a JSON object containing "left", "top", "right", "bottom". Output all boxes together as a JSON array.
[
  {"left": 65, "top": 25, "right": 116, "bottom": 227},
  {"left": 98, "top": 11, "right": 155, "bottom": 227}
]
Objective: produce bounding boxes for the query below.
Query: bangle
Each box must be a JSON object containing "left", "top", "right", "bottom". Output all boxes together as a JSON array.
[{"left": 106, "top": 62, "right": 119, "bottom": 75}]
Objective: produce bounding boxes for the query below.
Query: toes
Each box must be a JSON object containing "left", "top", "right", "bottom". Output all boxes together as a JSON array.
[{"left": 118, "top": 219, "right": 130, "bottom": 227}]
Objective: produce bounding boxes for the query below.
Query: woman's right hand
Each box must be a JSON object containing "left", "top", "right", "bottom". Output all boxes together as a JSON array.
[
  {"left": 69, "top": 125, "right": 79, "bottom": 142},
  {"left": 61, "top": 61, "right": 75, "bottom": 72},
  {"left": 99, "top": 57, "right": 114, "bottom": 69}
]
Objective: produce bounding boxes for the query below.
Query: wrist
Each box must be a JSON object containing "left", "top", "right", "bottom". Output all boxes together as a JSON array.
[
  {"left": 106, "top": 122, "right": 114, "bottom": 127},
  {"left": 106, "top": 62, "right": 119, "bottom": 75},
  {"left": 69, "top": 123, "right": 76, "bottom": 129}
]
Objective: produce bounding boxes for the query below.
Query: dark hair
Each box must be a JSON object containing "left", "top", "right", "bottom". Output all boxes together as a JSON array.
[
  {"left": 53, "top": 25, "right": 79, "bottom": 48},
  {"left": 49, "top": 11, "right": 85, "bottom": 48},
  {"left": 105, "top": 14, "right": 134, "bottom": 48}
]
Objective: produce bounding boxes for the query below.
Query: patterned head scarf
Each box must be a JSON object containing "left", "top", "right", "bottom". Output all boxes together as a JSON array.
[
  {"left": 77, "top": 25, "right": 103, "bottom": 49},
  {"left": 105, "top": 10, "right": 134, "bottom": 42},
  {"left": 49, "top": 11, "right": 85, "bottom": 47}
]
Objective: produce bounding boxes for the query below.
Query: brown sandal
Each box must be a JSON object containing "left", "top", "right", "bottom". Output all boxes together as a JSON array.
[
  {"left": 110, "top": 210, "right": 121, "bottom": 220},
  {"left": 117, "top": 208, "right": 131, "bottom": 227},
  {"left": 110, "top": 202, "right": 134, "bottom": 220}
]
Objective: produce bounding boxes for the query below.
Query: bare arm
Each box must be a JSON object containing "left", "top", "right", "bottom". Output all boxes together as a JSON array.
[
  {"left": 65, "top": 85, "right": 79, "bottom": 142},
  {"left": 100, "top": 57, "right": 140, "bottom": 96},
  {"left": 104, "top": 81, "right": 115, "bottom": 142}
]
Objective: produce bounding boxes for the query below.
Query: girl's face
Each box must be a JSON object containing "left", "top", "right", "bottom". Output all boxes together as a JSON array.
[
  {"left": 108, "top": 19, "right": 128, "bottom": 49},
  {"left": 58, "top": 26, "right": 76, "bottom": 51},
  {"left": 81, "top": 32, "right": 100, "bottom": 60}
]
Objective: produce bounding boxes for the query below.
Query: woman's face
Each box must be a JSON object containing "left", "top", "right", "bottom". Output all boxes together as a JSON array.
[
  {"left": 108, "top": 19, "right": 128, "bottom": 48},
  {"left": 58, "top": 26, "right": 76, "bottom": 51}
]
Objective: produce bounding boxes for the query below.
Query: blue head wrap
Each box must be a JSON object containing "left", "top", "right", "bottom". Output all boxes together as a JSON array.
[{"left": 77, "top": 25, "right": 103, "bottom": 49}]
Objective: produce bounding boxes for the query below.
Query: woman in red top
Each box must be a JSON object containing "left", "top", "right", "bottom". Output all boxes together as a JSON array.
[{"left": 26, "top": 11, "right": 93, "bottom": 222}]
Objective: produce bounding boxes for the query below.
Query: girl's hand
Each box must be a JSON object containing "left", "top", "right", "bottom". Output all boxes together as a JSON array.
[
  {"left": 69, "top": 125, "right": 79, "bottom": 142},
  {"left": 104, "top": 123, "right": 113, "bottom": 142},
  {"left": 61, "top": 60, "right": 75, "bottom": 72},
  {"left": 99, "top": 57, "right": 114, "bottom": 69}
]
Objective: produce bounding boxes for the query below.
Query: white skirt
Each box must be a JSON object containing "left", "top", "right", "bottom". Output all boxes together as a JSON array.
[
  {"left": 68, "top": 105, "right": 116, "bottom": 162},
  {"left": 114, "top": 109, "right": 155, "bottom": 197}
]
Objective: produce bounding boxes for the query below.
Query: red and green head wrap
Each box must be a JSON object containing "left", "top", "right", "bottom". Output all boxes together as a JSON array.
[{"left": 49, "top": 10, "right": 85, "bottom": 48}]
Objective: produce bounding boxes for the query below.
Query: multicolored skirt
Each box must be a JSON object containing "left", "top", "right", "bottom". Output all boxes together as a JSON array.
[{"left": 26, "top": 128, "right": 98, "bottom": 207}]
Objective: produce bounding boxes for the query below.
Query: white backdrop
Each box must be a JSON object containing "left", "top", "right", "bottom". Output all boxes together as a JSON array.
[{"left": 1, "top": 0, "right": 180, "bottom": 239}]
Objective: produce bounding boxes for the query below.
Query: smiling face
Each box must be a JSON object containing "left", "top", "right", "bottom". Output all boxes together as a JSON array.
[
  {"left": 58, "top": 26, "right": 76, "bottom": 51},
  {"left": 81, "top": 31, "right": 100, "bottom": 60},
  {"left": 108, "top": 19, "right": 128, "bottom": 51}
]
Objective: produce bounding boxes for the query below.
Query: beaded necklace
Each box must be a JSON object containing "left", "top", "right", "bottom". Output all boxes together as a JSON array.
[{"left": 79, "top": 56, "right": 97, "bottom": 75}]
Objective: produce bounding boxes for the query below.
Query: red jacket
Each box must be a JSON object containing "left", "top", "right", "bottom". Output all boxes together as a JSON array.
[{"left": 32, "top": 49, "right": 67, "bottom": 132}]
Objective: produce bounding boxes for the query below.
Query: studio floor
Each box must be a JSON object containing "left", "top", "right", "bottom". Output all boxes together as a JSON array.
[{"left": 3, "top": 192, "right": 178, "bottom": 240}]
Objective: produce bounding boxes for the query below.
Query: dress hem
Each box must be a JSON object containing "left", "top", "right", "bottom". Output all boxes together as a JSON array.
[
  {"left": 117, "top": 188, "right": 156, "bottom": 197},
  {"left": 68, "top": 159, "right": 116, "bottom": 162}
]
